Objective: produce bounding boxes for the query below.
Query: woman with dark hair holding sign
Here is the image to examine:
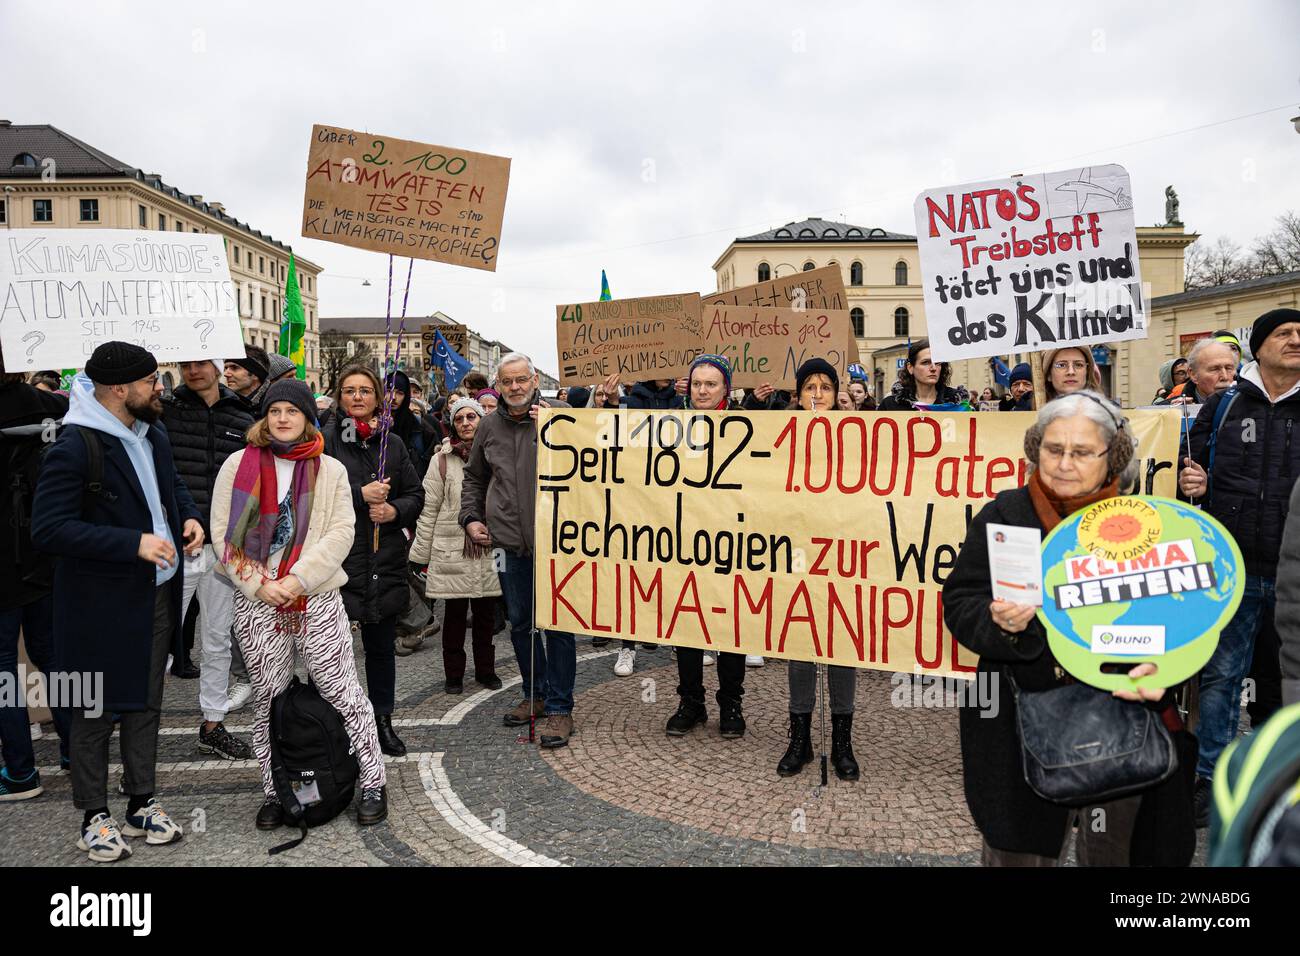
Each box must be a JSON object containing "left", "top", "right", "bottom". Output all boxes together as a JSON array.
[
  {"left": 878, "top": 338, "right": 967, "bottom": 410},
  {"left": 665, "top": 354, "right": 749, "bottom": 738},
  {"left": 941, "top": 391, "right": 1196, "bottom": 865},
  {"left": 776, "top": 359, "right": 860, "bottom": 780}
]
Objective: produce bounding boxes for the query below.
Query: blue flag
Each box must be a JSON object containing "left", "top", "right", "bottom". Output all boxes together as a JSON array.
[
  {"left": 990, "top": 356, "right": 1011, "bottom": 388},
  {"left": 432, "top": 330, "right": 473, "bottom": 391}
]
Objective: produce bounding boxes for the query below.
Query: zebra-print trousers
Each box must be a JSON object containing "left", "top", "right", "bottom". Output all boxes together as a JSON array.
[{"left": 233, "top": 588, "right": 386, "bottom": 798}]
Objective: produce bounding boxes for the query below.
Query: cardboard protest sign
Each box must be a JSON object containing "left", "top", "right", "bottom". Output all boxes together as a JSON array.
[
  {"left": 1038, "top": 496, "right": 1243, "bottom": 691},
  {"left": 700, "top": 305, "right": 853, "bottom": 388},
  {"left": 555, "top": 293, "right": 703, "bottom": 385},
  {"left": 421, "top": 322, "right": 467, "bottom": 371},
  {"left": 0, "top": 230, "right": 242, "bottom": 369},
  {"left": 914, "top": 164, "right": 1145, "bottom": 363},
  {"left": 534, "top": 408, "right": 1180, "bottom": 678},
  {"left": 302, "top": 124, "right": 511, "bottom": 271},
  {"left": 703, "top": 264, "right": 861, "bottom": 364}
]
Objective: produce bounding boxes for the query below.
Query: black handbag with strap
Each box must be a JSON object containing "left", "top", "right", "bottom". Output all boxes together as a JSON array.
[{"left": 1009, "top": 673, "right": 1179, "bottom": 806}]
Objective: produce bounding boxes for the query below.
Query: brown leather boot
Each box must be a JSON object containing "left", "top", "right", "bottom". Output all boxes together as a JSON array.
[{"left": 503, "top": 698, "right": 545, "bottom": 727}]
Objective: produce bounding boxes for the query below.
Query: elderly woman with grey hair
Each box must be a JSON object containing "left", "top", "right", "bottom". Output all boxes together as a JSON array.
[
  {"left": 409, "top": 397, "right": 502, "bottom": 694},
  {"left": 941, "top": 390, "right": 1198, "bottom": 866}
]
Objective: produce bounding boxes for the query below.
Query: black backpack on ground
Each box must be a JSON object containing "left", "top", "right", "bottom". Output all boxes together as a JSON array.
[{"left": 267, "top": 676, "right": 359, "bottom": 855}]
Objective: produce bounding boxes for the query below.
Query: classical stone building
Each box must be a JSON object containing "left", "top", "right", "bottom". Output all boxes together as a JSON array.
[
  {"left": 0, "top": 121, "right": 323, "bottom": 385},
  {"left": 712, "top": 214, "right": 1298, "bottom": 407}
]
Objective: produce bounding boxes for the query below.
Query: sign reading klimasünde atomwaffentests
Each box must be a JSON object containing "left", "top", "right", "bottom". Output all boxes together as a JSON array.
[{"left": 302, "top": 124, "right": 511, "bottom": 271}]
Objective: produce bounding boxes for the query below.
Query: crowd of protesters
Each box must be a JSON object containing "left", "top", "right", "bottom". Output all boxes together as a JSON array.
[{"left": 1, "top": 305, "right": 1298, "bottom": 867}]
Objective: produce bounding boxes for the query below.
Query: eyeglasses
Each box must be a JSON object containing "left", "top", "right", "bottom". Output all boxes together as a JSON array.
[
  {"left": 498, "top": 376, "right": 532, "bottom": 388},
  {"left": 1040, "top": 444, "right": 1108, "bottom": 463},
  {"left": 341, "top": 387, "right": 375, "bottom": 397},
  {"left": 1052, "top": 361, "right": 1088, "bottom": 372}
]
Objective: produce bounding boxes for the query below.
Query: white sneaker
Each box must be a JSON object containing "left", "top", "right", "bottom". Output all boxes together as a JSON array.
[
  {"left": 745, "top": 655, "right": 765, "bottom": 668},
  {"left": 122, "top": 797, "right": 184, "bottom": 845},
  {"left": 226, "top": 680, "right": 253, "bottom": 713},
  {"left": 78, "top": 813, "right": 132, "bottom": 862},
  {"left": 703, "top": 653, "right": 715, "bottom": 666},
  {"left": 614, "top": 647, "right": 637, "bottom": 676}
]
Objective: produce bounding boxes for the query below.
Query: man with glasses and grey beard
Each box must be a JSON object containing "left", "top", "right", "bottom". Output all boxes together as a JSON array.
[{"left": 459, "top": 354, "right": 577, "bottom": 748}]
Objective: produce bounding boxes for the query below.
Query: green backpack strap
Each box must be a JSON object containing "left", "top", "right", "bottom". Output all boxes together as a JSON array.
[{"left": 1212, "top": 702, "right": 1300, "bottom": 864}]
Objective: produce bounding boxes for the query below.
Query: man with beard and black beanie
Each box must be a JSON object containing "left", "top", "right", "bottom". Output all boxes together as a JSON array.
[{"left": 32, "top": 342, "right": 202, "bottom": 862}]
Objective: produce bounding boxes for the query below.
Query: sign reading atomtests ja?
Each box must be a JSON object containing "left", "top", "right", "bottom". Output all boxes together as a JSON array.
[{"left": 914, "top": 164, "right": 1146, "bottom": 363}]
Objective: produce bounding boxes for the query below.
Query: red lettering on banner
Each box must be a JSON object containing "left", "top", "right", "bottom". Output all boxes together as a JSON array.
[
  {"left": 985, "top": 456, "right": 1015, "bottom": 497},
  {"left": 666, "top": 572, "right": 710, "bottom": 644},
  {"left": 629, "top": 565, "right": 663, "bottom": 640},
  {"left": 905, "top": 418, "right": 941, "bottom": 495},
  {"left": 589, "top": 562, "right": 611, "bottom": 633},
  {"left": 778, "top": 580, "right": 820, "bottom": 656},
  {"left": 734, "top": 576, "right": 774, "bottom": 652},
  {"left": 1164, "top": 543, "right": 1190, "bottom": 564},
  {"left": 809, "top": 538, "right": 834, "bottom": 576},
  {"left": 551, "top": 560, "right": 588, "bottom": 630},
  {"left": 882, "top": 587, "right": 913, "bottom": 665},
  {"left": 827, "top": 582, "right": 865, "bottom": 662},
  {"left": 915, "top": 591, "right": 943, "bottom": 669}
]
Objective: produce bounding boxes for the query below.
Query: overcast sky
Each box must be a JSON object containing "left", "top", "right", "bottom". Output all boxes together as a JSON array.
[{"left": 5, "top": 1, "right": 1299, "bottom": 373}]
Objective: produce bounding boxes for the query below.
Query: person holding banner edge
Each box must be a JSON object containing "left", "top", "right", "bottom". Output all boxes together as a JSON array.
[
  {"left": 777, "top": 358, "right": 860, "bottom": 780},
  {"left": 460, "top": 353, "right": 577, "bottom": 748},
  {"left": 943, "top": 390, "right": 1197, "bottom": 865},
  {"left": 666, "top": 354, "right": 749, "bottom": 739}
]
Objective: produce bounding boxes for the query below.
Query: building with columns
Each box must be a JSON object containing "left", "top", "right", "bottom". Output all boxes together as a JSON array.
[{"left": 0, "top": 121, "right": 323, "bottom": 386}]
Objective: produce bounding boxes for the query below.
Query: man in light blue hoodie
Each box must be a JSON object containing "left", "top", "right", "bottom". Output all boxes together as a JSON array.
[{"left": 32, "top": 342, "right": 203, "bottom": 863}]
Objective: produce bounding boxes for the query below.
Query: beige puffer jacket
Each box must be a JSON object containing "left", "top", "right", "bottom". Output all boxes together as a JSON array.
[{"left": 410, "top": 439, "right": 502, "bottom": 600}]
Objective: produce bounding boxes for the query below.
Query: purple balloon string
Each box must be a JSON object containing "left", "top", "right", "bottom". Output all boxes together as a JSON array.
[{"left": 376, "top": 257, "right": 415, "bottom": 482}]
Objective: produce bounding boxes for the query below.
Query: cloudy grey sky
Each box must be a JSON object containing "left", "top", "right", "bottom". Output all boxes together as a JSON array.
[{"left": 5, "top": 0, "right": 1299, "bottom": 373}]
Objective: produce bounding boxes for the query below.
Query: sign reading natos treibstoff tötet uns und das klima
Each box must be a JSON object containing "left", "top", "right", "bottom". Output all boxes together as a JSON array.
[{"left": 913, "top": 164, "right": 1145, "bottom": 363}]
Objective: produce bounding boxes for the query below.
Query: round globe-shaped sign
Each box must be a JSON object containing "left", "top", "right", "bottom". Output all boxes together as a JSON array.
[{"left": 1037, "top": 495, "right": 1244, "bottom": 691}]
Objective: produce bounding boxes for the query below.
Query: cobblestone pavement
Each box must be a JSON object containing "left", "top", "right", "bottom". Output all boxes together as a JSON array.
[{"left": 1, "top": 617, "right": 1208, "bottom": 866}]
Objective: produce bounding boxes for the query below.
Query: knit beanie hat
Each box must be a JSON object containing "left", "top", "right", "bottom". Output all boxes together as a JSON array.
[
  {"left": 795, "top": 357, "right": 839, "bottom": 396},
  {"left": 228, "top": 352, "right": 269, "bottom": 383},
  {"left": 261, "top": 378, "right": 318, "bottom": 425},
  {"left": 266, "top": 354, "right": 297, "bottom": 383},
  {"left": 85, "top": 341, "right": 157, "bottom": 385},
  {"left": 449, "top": 397, "right": 486, "bottom": 422},
  {"left": 689, "top": 353, "right": 733, "bottom": 394},
  {"left": 1249, "top": 309, "right": 1300, "bottom": 359},
  {"left": 1009, "top": 362, "right": 1032, "bottom": 385}
]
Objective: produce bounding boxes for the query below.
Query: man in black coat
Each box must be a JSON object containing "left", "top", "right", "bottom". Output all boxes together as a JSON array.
[
  {"left": 622, "top": 379, "right": 680, "bottom": 410},
  {"left": 32, "top": 343, "right": 203, "bottom": 862},
  {"left": 0, "top": 365, "right": 71, "bottom": 799},
  {"left": 1179, "top": 308, "right": 1300, "bottom": 825},
  {"left": 162, "top": 360, "right": 254, "bottom": 759}
]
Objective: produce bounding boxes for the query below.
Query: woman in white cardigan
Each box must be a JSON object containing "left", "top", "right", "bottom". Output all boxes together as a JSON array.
[
  {"left": 409, "top": 397, "right": 502, "bottom": 694},
  {"left": 209, "top": 380, "right": 387, "bottom": 830}
]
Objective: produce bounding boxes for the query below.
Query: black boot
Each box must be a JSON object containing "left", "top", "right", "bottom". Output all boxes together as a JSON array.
[
  {"left": 256, "top": 799, "right": 284, "bottom": 830},
  {"left": 665, "top": 697, "right": 707, "bottom": 737},
  {"left": 358, "top": 786, "right": 387, "bottom": 826},
  {"left": 777, "top": 712, "right": 813, "bottom": 777},
  {"left": 830, "top": 713, "right": 860, "bottom": 781},
  {"left": 375, "top": 715, "right": 407, "bottom": 757},
  {"left": 718, "top": 697, "right": 746, "bottom": 739}
]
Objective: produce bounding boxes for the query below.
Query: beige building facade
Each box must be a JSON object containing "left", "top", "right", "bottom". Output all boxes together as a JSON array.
[
  {"left": 0, "top": 122, "right": 324, "bottom": 387},
  {"left": 711, "top": 215, "right": 1300, "bottom": 407}
]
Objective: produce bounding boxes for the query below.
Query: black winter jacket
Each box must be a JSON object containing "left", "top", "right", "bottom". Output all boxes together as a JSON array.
[
  {"left": 161, "top": 385, "right": 253, "bottom": 537},
  {"left": 623, "top": 381, "right": 679, "bottom": 410},
  {"left": 323, "top": 416, "right": 424, "bottom": 622},
  {"left": 0, "top": 383, "right": 68, "bottom": 608},
  {"left": 1188, "top": 373, "right": 1300, "bottom": 578},
  {"left": 943, "top": 487, "right": 1197, "bottom": 862}
]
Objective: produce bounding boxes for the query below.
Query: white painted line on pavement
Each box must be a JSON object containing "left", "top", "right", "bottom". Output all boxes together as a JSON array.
[{"left": 418, "top": 752, "right": 564, "bottom": 867}]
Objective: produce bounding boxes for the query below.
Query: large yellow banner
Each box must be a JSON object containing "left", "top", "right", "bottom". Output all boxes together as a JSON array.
[{"left": 534, "top": 409, "right": 1183, "bottom": 677}]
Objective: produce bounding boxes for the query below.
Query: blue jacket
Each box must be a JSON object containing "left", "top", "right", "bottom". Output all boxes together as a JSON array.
[{"left": 31, "top": 409, "right": 200, "bottom": 711}]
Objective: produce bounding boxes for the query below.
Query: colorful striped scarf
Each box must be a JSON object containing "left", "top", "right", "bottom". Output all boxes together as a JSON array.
[{"left": 222, "top": 434, "right": 324, "bottom": 586}]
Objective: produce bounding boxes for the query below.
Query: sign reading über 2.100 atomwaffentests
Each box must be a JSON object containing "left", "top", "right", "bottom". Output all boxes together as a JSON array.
[
  {"left": 914, "top": 164, "right": 1146, "bottom": 363},
  {"left": 534, "top": 408, "right": 1182, "bottom": 678},
  {"left": 0, "top": 230, "right": 244, "bottom": 369},
  {"left": 302, "top": 124, "right": 511, "bottom": 271}
]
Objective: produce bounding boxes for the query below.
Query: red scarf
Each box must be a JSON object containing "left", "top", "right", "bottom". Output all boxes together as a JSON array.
[
  {"left": 1027, "top": 470, "right": 1119, "bottom": 532},
  {"left": 353, "top": 419, "right": 374, "bottom": 440}
]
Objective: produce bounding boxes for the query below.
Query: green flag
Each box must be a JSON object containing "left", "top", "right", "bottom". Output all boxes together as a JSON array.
[{"left": 280, "top": 253, "right": 306, "bottom": 380}]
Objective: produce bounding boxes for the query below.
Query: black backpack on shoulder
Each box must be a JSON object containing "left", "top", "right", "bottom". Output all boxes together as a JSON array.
[{"left": 267, "top": 676, "right": 360, "bottom": 855}]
